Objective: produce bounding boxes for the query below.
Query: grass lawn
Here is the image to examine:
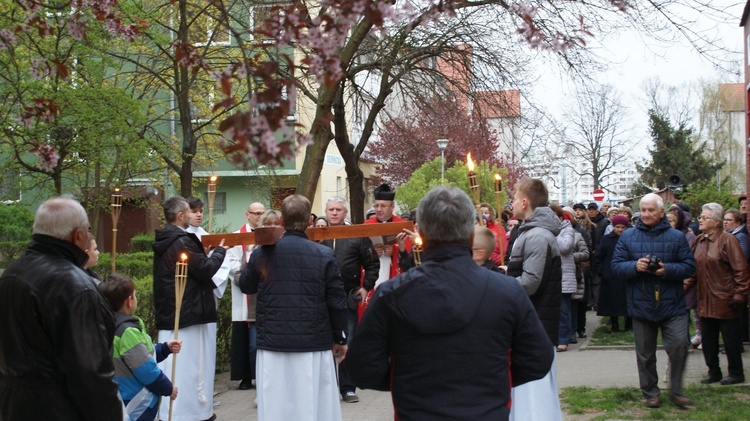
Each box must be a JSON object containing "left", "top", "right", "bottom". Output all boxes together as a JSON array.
[
  {"left": 589, "top": 317, "right": 696, "bottom": 347},
  {"left": 561, "top": 384, "right": 750, "bottom": 420}
]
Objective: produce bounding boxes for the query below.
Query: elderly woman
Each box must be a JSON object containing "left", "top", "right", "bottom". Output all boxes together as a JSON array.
[{"left": 685, "top": 203, "right": 750, "bottom": 385}]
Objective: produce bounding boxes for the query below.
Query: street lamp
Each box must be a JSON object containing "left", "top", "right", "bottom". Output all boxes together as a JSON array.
[{"left": 436, "top": 138, "right": 449, "bottom": 184}]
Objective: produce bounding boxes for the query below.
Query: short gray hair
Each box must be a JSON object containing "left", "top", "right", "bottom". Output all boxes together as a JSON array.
[
  {"left": 326, "top": 195, "right": 348, "bottom": 211},
  {"left": 702, "top": 202, "right": 723, "bottom": 222},
  {"left": 163, "top": 196, "right": 188, "bottom": 224},
  {"left": 640, "top": 193, "right": 663, "bottom": 211},
  {"left": 33, "top": 196, "right": 89, "bottom": 240},
  {"left": 418, "top": 186, "right": 475, "bottom": 246}
]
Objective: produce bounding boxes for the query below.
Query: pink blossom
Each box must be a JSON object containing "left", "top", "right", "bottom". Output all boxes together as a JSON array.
[{"left": 32, "top": 143, "right": 60, "bottom": 172}]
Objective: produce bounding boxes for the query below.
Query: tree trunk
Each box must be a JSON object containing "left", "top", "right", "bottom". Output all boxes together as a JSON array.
[
  {"left": 332, "top": 83, "right": 366, "bottom": 222},
  {"left": 176, "top": 0, "right": 196, "bottom": 198},
  {"left": 296, "top": 19, "right": 375, "bottom": 204}
]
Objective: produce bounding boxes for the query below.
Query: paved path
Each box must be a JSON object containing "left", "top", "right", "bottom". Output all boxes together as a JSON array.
[{"left": 209, "top": 312, "right": 750, "bottom": 420}]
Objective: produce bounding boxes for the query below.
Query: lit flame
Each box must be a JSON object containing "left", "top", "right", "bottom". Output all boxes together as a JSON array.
[
  {"left": 209, "top": 175, "right": 218, "bottom": 183},
  {"left": 114, "top": 187, "right": 120, "bottom": 192},
  {"left": 180, "top": 253, "right": 188, "bottom": 262},
  {"left": 495, "top": 173, "right": 502, "bottom": 181},
  {"left": 415, "top": 236, "right": 423, "bottom": 247},
  {"left": 467, "top": 153, "right": 475, "bottom": 172}
]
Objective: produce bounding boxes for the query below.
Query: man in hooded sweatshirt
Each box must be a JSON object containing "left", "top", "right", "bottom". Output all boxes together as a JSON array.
[
  {"left": 505, "top": 177, "right": 563, "bottom": 346},
  {"left": 152, "top": 196, "right": 227, "bottom": 421},
  {"left": 345, "top": 186, "right": 554, "bottom": 420}
]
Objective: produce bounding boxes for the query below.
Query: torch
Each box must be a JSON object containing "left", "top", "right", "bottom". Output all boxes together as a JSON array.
[
  {"left": 207, "top": 175, "right": 218, "bottom": 233},
  {"left": 466, "top": 153, "right": 483, "bottom": 225},
  {"left": 413, "top": 236, "right": 423, "bottom": 266},
  {"left": 494, "top": 173, "right": 503, "bottom": 216},
  {"left": 110, "top": 188, "right": 122, "bottom": 274},
  {"left": 169, "top": 252, "right": 188, "bottom": 421}
]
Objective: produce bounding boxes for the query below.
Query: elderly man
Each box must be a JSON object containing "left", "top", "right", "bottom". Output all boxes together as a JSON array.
[
  {"left": 611, "top": 193, "right": 695, "bottom": 409},
  {"left": 225, "top": 202, "right": 266, "bottom": 390},
  {"left": 153, "top": 196, "right": 227, "bottom": 421},
  {"left": 506, "top": 178, "right": 562, "bottom": 346},
  {"left": 322, "top": 196, "right": 379, "bottom": 403},
  {"left": 345, "top": 186, "right": 555, "bottom": 419},
  {"left": 365, "top": 184, "right": 410, "bottom": 288},
  {"left": 240, "top": 195, "right": 348, "bottom": 421},
  {"left": 0, "top": 197, "right": 121, "bottom": 419}
]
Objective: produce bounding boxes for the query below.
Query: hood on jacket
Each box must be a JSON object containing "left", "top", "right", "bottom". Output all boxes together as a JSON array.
[
  {"left": 114, "top": 312, "right": 140, "bottom": 333},
  {"left": 519, "top": 207, "right": 561, "bottom": 237},
  {"left": 152, "top": 224, "right": 188, "bottom": 256},
  {"left": 380, "top": 245, "right": 486, "bottom": 335}
]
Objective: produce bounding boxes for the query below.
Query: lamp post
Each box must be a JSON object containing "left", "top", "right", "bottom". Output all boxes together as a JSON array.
[{"left": 436, "top": 138, "right": 449, "bottom": 184}]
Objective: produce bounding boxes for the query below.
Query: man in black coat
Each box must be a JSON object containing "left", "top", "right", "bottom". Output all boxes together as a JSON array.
[
  {"left": 240, "top": 194, "right": 348, "bottom": 420},
  {"left": 0, "top": 197, "right": 121, "bottom": 420},
  {"left": 588, "top": 202, "right": 609, "bottom": 309},
  {"left": 321, "top": 195, "right": 379, "bottom": 403},
  {"left": 345, "top": 186, "right": 554, "bottom": 420},
  {"left": 152, "top": 196, "right": 227, "bottom": 420}
]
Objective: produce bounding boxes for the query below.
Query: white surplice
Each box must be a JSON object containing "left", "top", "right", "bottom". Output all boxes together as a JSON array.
[
  {"left": 157, "top": 323, "right": 216, "bottom": 421},
  {"left": 256, "top": 349, "right": 341, "bottom": 421},
  {"left": 509, "top": 349, "right": 562, "bottom": 421}
]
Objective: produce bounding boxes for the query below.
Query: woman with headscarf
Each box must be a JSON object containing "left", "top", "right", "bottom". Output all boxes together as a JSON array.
[{"left": 685, "top": 203, "right": 750, "bottom": 385}]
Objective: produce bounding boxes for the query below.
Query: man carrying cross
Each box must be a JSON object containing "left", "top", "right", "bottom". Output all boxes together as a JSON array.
[{"left": 365, "top": 184, "right": 411, "bottom": 288}]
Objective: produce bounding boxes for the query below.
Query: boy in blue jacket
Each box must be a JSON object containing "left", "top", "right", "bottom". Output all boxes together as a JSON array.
[{"left": 99, "top": 274, "right": 181, "bottom": 421}]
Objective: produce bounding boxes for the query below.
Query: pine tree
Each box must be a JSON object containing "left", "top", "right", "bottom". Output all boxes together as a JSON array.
[{"left": 631, "top": 109, "right": 720, "bottom": 196}]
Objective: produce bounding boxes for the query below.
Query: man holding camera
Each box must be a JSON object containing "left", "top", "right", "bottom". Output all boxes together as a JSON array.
[{"left": 611, "top": 193, "right": 696, "bottom": 410}]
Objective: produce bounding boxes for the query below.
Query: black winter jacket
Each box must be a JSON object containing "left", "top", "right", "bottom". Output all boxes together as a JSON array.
[
  {"left": 153, "top": 224, "right": 226, "bottom": 330},
  {"left": 345, "top": 245, "right": 553, "bottom": 420},
  {"left": 0, "top": 235, "right": 121, "bottom": 420},
  {"left": 240, "top": 230, "right": 348, "bottom": 351},
  {"left": 321, "top": 236, "right": 379, "bottom": 292}
]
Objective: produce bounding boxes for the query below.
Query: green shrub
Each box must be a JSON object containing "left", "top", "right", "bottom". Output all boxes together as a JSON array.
[
  {"left": 0, "top": 241, "right": 29, "bottom": 267},
  {"left": 0, "top": 204, "right": 34, "bottom": 242},
  {"left": 130, "top": 232, "right": 155, "bottom": 253},
  {"left": 96, "top": 252, "right": 154, "bottom": 279}
]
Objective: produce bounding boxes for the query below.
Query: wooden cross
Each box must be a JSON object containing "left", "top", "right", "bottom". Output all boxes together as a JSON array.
[{"left": 200, "top": 221, "right": 415, "bottom": 248}]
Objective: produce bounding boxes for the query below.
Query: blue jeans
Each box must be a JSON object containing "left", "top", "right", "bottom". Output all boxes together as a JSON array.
[{"left": 558, "top": 294, "right": 572, "bottom": 345}]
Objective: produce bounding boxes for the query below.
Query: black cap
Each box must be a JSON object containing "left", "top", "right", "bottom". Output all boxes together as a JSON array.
[
  {"left": 587, "top": 202, "right": 598, "bottom": 211},
  {"left": 573, "top": 203, "right": 585, "bottom": 211},
  {"left": 374, "top": 184, "right": 395, "bottom": 201}
]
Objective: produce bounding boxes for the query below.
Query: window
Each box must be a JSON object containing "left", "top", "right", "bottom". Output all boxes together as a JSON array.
[
  {"left": 187, "top": 3, "right": 231, "bottom": 46},
  {"left": 214, "top": 192, "right": 227, "bottom": 214},
  {"left": 251, "top": 2, "right": 289, "bottom": 44}
]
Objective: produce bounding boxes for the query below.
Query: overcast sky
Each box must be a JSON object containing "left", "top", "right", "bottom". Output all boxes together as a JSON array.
[{"left": 529, "top": 1, "right": 746, "bottom": 158}]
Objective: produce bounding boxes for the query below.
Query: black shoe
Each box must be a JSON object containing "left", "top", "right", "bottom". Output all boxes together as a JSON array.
[
  {"left": 343, "top": 391, "right": 359, "bottom": 403},
  {"left": 577, "top": 330, "right": 587, "bottom": 338},
  {"left": 239, "top": 379, "right": 254, "bottom": 390},
  {"left": 719, "top": 375, "right": 745, "bottom": 385},
  {"left": 701, "top": 375, "right": 722, "bottom": 384},
  {"left": 569, "top": 337, "right": 578, "bottom": 344}
]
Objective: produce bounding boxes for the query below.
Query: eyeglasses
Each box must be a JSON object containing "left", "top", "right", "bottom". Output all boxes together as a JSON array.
[
  {"left": 723, "top": 218, "right": 735, "bottom": 222},
  {"left": 248, "top": 211, "right": 264, "bottom": 216},
  {"left": 699, "top": 216, "right": 715, "bottom": 221}
]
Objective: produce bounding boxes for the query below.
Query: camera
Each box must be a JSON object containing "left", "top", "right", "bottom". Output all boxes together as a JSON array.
[{"left": 647, "top": 255, "right": 661, "bottom": 273}]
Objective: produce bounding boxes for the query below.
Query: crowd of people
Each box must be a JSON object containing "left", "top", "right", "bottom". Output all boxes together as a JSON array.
[{"left": 1, "top": 179, "right": 749, "bottom": 420}]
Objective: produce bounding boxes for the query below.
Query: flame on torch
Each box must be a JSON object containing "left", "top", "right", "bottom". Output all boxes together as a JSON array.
[
  {"left": 467, "top": 153, "right": 475, "bottom": 172},
  {"left": 414, "top": 236, "right": 423, "bottom": 247},
  {"left": 181, "top": 253, "right": 188, "bottom": 262}
]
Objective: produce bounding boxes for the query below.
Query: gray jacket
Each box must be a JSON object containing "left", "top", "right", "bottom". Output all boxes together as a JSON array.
[
  {"left": 558, "top": 220, "right": 577, "bottom": 294},
  {"left": 509, "top": 207, "right": 562, "bottom": 295}
]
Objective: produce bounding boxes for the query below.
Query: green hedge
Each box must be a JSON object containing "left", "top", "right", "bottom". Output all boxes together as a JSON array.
[
  {"left": 97, "top": 252, "right": 154, "bottom": 279},
  {"left": 95, "top": 253, "right": 233, "bottom": 371},
  {"left": 129, "top": 232, "right": 154, "bottom": 253},
  {"left": 0, "top": 241, "right": 29, "bottom": 267}
]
